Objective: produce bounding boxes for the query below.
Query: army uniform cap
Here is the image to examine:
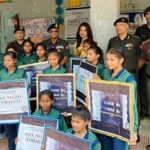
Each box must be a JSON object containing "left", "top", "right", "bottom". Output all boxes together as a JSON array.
[
  {"left": 14, "top": 26, "right": 25, "bottom": 33},
  {"left": 47, "top": 23, "right": 59, "bottom": 32},
  {"left": 144, "top": 6, "right": 150, "bottom": 16},
  {"left": 114, "top": 17, "right": 129, "bottom": 26}
]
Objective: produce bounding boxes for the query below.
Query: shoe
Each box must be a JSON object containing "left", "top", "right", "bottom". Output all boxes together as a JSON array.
[
  {"left": 137, "top": 134, "right": 140, "bottom": 143},
  {"left": 140, "top": 113, "right": 148, "bottom": 120},
  {"left": 146, "top": 144, "right": 150, "bottom": 150}
]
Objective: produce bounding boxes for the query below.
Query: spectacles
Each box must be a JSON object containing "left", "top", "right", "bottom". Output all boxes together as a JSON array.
[{"left": 50, "top": 30, "right": 58, "bottom": 33}]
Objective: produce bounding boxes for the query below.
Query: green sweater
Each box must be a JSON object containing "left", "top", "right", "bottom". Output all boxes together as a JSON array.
[
  {"left": 33, "top": 108, "right": 68, "bottom": 132},
  {"left": 43, "top": 65, "right": 66, "bottom": 74}
]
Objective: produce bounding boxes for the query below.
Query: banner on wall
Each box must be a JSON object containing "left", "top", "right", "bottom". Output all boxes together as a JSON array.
[
  {"left": 64, "top": 7, "right": 90, "bottom": 40},
  {"left": 0, "top": 79, "right": 30, "bottom": 124},
  {"left": 16, "top": 115, "right": 58, "bottom": 150},
  {"left": 43, "top": 125, "right": 92, "bottom": 150},
  {"left": 20, "top": 17, "right": 55, "bottom": 39},
  {"left": 86, "top": 80, "right": 135, "bottom": 143},
  {"left": 37, "top": 74, "right": 76, "bottom": 112}
]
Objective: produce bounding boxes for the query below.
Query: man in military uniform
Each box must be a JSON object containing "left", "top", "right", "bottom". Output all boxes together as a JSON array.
[
  {"left": 135, "top": 6, "right": 150, "bottom": 120},
  {"left": 8, "top": 26, "right": 25, "bottom": 57},
  {"left": 43, "top": 23, "right": 70, "bottom": 66},
  {"left": 107, "top": 17, "right": 144, "bottom": 77}
]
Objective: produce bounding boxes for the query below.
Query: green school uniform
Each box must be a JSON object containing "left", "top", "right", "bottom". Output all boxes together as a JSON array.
[
  {"left": 43, "top": 65, "right": 66, "bottom": 74},
  {"left": 96, "top": 63, "right": 110, "bottom": 80},
  {"left": 0, "top": 52, "right": 3, "bottom": 63},
  {"left": 33, "top": 108, "right": 68, "bottom": 132},
  {"left": 67, "top": 128, "right": 101, "bottom": 150},
  {"left": 19, "top": 52, "right": 37, "bottom": 65},
  {"left": 0, "top": 67, "right": 27, "bottom": 81}
]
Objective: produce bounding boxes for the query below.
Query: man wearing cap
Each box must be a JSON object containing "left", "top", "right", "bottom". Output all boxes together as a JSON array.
[
  {"left": 107, "top": 17, "right": 144, "bottom": 77},
  {"left": 8, "top": 26, "right": 25, "bottom": 57},
  {"left": 43, "top": 23, "right": 69, "bottom": 66},
  {"left": 135, "top": 6, "right": 150, "bottom": 120}
]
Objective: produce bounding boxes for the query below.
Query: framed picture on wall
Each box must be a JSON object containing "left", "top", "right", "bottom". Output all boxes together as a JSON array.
[{"left": 69, "top": 0, "right": 80, "bottom": 7}]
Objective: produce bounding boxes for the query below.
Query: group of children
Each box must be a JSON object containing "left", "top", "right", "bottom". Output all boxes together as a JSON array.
[{"left": 0, "top": 22, "right": 139, "bottom": 150}]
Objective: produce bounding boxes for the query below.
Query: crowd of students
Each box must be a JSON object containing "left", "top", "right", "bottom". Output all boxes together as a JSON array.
[{"left": 0, "top": 6, "right": 150, "bottom": 150}]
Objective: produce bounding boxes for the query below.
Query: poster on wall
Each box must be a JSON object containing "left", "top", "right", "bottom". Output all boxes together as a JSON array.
[
  {"left": 120, "top": 12, "right": 146, "bottom": 35},
  {"left": 37, "top": 74, "right": 76, "bottom": 112},
  {"left": 86, "top": 80, "right": 135, "bottom": 143},
  {"left": 64, "top": 7, "right": 90, "bottom": 41},
  {"left": 20, "top": 17, "right": 55, "bottom": 39},
  {"left": 43, "top": 126, "right": 92, "bottom": 150},
  {"left": 16, "top": 115, "right": 58, "bottom": 150},
  {"left": 0, "top": 79, "right": 30, "bottom": 124}
]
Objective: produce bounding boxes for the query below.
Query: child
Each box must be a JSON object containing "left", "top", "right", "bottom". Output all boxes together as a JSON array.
[
  {"left": 100, "top": 46, "right": 138, "bottom": 150},
  {"left": 67, "top": 105, "right": 101, "bottom": 150},
  {"left": 33, "top": 90, "right": 68, "bottom": 132},
  {"left": 0, "top": 51, "right": 27, "bottom": 150},
  {"left": 19, "top": 39, "right": 37, "bottom": 65},
  {"left": 43, "top": 50, "right": 66, "bottom": 74},
  {"left": 35, "top": 43, "right": 47, "bottom": 62},
  {"left": 5, "top": 45, "right": 23, "bottom": 66},
  {"left": 86, "top": 45, "right": 108, "bottom": 80}
]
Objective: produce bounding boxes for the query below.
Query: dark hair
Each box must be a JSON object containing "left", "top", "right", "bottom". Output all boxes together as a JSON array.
[
  {"left": 144, "top": 6, "right": 150, "bottom": 16},
  {"left": 72, "top": 105, "right": 91, "bottom": 121},
  {"left": 6, "top": 45, "right": 17, "bottom": 53},
  {"left": 83, "top": 38, "right": 97, "bottom": 46},
  {"left": 87, "top": 45, "right": 104, "bottom": 64},
  {"left": 35, "top": 42, "right": 46, "bottom": 51},
  {"left": 39, "top": 90, "right": 54, "bottom": 101},
  {"left": 107, "top": 47, "right": 125, "bottom": 60},
  {"left": 22, "top": 39, "right": 35, "bottom": 52},
  {"left": 4, "top": 51, "right": 17, "bottom": 60},
  {"left": 76, "top": 22, "right": 93, "bottom": 48}
]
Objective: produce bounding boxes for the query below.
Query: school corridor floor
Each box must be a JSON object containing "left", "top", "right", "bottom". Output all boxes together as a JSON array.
[{"left": 0, "top": 117, "right": 150, "bottom": 150}]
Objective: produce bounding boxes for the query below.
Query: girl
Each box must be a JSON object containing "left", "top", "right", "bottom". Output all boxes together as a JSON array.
[
  {"left": 5, "top": 45, "right": 23, "bottom": 66},
  {"left": 101, "top": 46, "right": 138, "bottom": 150},
  {"left": 35, "top": 43, "right": 47, "bottom": 62},
  {"left": 86, "top": 45, "right": 108, "bottom": 80},
  {"left": 33, "top": 90, "right": 68, "bottom": 132},
  {"left": 67, "top": 105, "right": 101, "bottom": 150},
  {"left": 43, "top": 50, "right": 66, "bottom": 74},
  {"left": 74, "top": 22, "right": 93, "bottom": 58},
  {"left": 0, "top": 51, "right": 27, "bottom": 150},
  {"left": 19, "top": 39, "right": 37, "bottom": 65}
]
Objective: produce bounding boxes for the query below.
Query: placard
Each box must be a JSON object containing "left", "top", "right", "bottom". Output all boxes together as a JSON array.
[
  {"left": 37, "top": 74, "right": 76, "bottom": 112},
  {"left": 76, "top": 61, "right": 97, "bottom": 103},
  {"left": 0, "top": 79, "right": 30, "bottom": 124},
  {"left": 43, "top": 125, "right": 92, "bottom": 150},
  {"left": 86, "top": 80, "right": 134, "bottom": 143},
  {"left": 16, "top": 115, "right": 58, "bottom": 150},
  {"left": 64, "top": 7, "right": 90, "bottom": 40},
  {"left": 19, "top": 62, "right": 49, "bottom": 98}
]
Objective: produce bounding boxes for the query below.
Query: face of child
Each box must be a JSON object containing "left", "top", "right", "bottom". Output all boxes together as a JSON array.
[
  {"left": 14, "top": 31, "right": 25, "bottom": 41},
  {"left": 83, "top": 43, "right": 90, "bottom": 52},
  {"left": 79, "top": 26, "right": 88, "bottom": 39},
  {"left": 48, "top": 54, "right": 59, "bottom": 67},
  {"left": 49, "top": 29, "right": 59, "bottom": 39},
  {"left": 71, "top": 115, "right": 88, "bottom": 133},
  {"left": 23, "top": 42, "right": 32, "bottom": 54},
  {"left": 87, "top": 49, "right": 99, "bottom": 63},
  {"left": 39, "top": 94, "right": 53, "bottom": 113},
  {"left": 4, "top": 56, "right": 16, "bottom": 69},
  {"left": 36, "top": 46, "right": 46, "bottom": 58},
  {"left": 106, "top": 53, "right": 123, "bottom": 70}
]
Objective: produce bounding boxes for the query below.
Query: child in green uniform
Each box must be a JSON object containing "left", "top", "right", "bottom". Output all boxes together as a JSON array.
[
  {"left": 35, "top": 43, "right": 47, "bottom": 62},
  {"left": 19, "top": 39, "right": 37, "bottom": 65},
  {"left": 0, "top": 51, "right": 27, "bottom": 150},
  {"left": 43, "top": 50, "right": 66, "bottom": 74},
  {"left": 67, "top": 105, "right": 101, "bottom": 150},
  {"left": 33, "top": 90, "right": 68, "bottom": 132},
  {"left": 86, "top": 45, "right": 109, "bottom": 80},
  {"left": 100, "top": 47, "right": 138, "bottom": 150}
]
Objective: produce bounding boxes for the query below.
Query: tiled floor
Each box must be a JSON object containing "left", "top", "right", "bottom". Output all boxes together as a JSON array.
[{"left": 0, "top": 118, "right": 150, "bottom": 150}]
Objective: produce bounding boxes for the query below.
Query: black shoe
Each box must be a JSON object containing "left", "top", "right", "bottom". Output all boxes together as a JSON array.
[
  {"left": 137, "top": 134, "right": 140, "bottom": 143},
  {"left": 140, "top": 113, "right": 148, "bottom": 120},
  {"left": 146, "top": 144, "right": 150, "bottom": 150}
]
